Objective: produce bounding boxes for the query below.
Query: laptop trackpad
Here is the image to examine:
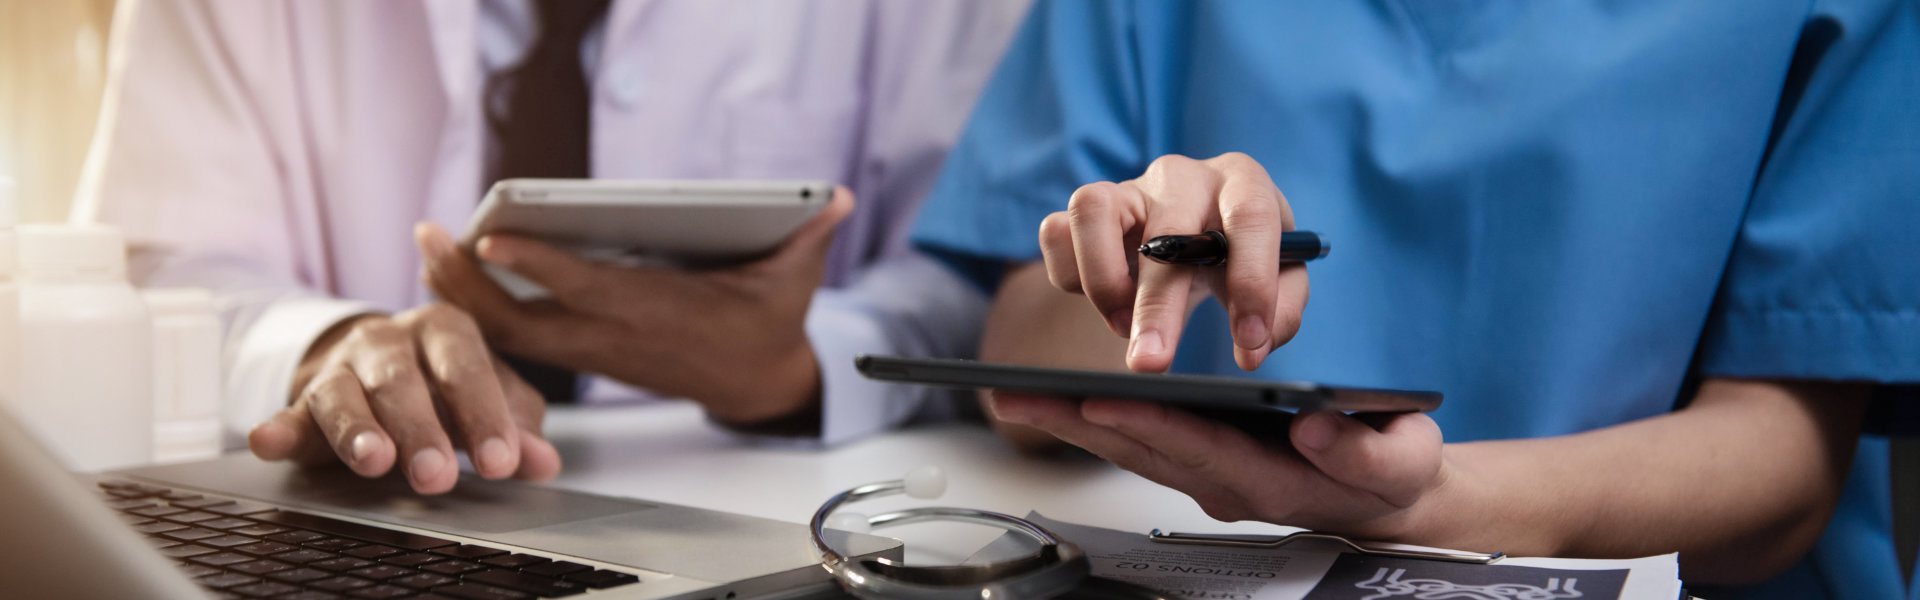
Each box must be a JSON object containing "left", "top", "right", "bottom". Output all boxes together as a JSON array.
[{"left": 123, "top": 455, "right": 649, "bottom": 534}]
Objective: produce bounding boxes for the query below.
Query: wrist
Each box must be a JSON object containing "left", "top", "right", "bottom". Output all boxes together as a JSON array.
[
  {"left": 1356, "top": 445, "right": 1477, "bottom": 547},
  {"left": 1401, "top": 446, "right": 1464, "bottom": 538},
  {"left": 705, "top": 344, "right": 824, "bottom": 436},
  {"left": 1388, "top": 443, "right": 1560, "bottom": 557}
]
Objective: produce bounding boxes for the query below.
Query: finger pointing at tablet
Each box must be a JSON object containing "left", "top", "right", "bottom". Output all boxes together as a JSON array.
[{"left": 1039, "top": 153, "right": 1310, "bottom": 373}]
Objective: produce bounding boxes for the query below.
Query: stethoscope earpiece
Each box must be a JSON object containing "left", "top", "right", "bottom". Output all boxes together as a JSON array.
[
  {"left": 902, "top": 465, "right": 946, "bottom": 499},
  {"left": 823, "top": 511, "right": 871, "bottom": 534}
]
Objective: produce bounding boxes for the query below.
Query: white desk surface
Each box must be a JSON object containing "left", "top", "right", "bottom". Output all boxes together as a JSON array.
[{"left": 540, "top": 402, "right": 1296, "bottom": 561}]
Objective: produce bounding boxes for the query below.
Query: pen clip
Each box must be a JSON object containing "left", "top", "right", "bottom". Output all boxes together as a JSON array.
[{"left": 1147, "top": 529, "right": 1504, "bottom": 565}]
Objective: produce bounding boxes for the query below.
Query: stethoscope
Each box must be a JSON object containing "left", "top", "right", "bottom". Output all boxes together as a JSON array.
[{"left": 809, "top": 467, "right": 1172, "bottom": 600}]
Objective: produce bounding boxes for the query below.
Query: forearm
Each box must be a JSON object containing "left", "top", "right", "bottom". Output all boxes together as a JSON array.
[
  {"left": 1413, "top": 378, "right": 1868, "bottom": 583},
  {"left": 978, "top": 262, "right": 1129, "bottom": 450}
]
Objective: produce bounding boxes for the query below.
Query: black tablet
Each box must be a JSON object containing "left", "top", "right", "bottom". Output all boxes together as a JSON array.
[{"left": 855, "top": 355, "right": 1441, "bottom": 414}]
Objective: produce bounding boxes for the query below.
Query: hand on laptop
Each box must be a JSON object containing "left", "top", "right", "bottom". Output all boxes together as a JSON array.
[
  {"left": 1038, "top": 152, "right": 1309, "bottom": 373},
  {"left": 249, "top": 304, "right": 564, "bottom": 494},
  {"left": 416, "top": 187, "right": 857, "bottom": 432}
]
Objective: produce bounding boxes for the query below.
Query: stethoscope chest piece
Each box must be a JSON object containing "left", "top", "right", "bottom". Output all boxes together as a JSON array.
[
  {"left": 810, "top": 467, "right": 1166, "bottom": 600},
  {"left": 833, "top": 536, "right": 1089, "bottom": 600}
]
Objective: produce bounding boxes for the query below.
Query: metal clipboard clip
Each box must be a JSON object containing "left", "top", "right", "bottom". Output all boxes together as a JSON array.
[{"left": 1148, "top": 529, "right": 1505, "bottom": 565}]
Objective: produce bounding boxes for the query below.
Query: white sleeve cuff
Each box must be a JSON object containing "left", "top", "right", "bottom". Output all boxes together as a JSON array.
[
  {"left": 223, "top": 296, "right": 376, "bottom": 448},
  {"left": 808, "top": 252, "right": 988, "bottom": 446},
  {"left": 807, "top": 294, "right": 927, "bottom": 446}
]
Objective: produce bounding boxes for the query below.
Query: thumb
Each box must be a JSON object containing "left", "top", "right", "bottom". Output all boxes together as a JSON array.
[
  {"left": 248, "top": 401, "right": 346, "bottom": 467},
  {"left": 772, "top": 186, "right": 856, "bottom": 267},
  {"left": 1289, "top": 411, "right": 1443, "bottom": 505},
  {"left": 413, "top": 221, "right": 458, "bottom": 264}
]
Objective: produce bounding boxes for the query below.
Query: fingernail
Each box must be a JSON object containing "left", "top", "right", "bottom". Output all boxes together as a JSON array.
[
  {"left": 991, "top": 396, "right": 1033, "bottom": 425},
  {"left": 423, "top": 229, "right": 454, "bottom": 260},
  {"left": 476, "top": 238, "right": 511, "bottom": 266},
  {"left": 1296, "top": 413, "right": 1336, "bottom": 452},
  {"left": 349, "top": 432, "right": 380, "bottom": 464},
  {"left": 409, "top": 448, "right": 449, "bottom": 484},
  {"left": 1083, "top": 405, "right": 1120, "bottom": 427},
  {"left": 1235, "top": 315, "right": 1269, "bottom": 350},
  {"left": 251, "top": 420, "right": 280, "bottom": 439},
  {"left": 1130, "top": 330, "right": 1164, "bottom": 360},
  {"left": 477, "top": 438, "right": 512, "bottom": 477}
]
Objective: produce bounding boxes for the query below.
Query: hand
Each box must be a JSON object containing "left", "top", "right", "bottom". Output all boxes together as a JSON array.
[
  {"left": 418, "top": 188, "right": 857, "bottom": 428},
  {"left": 990, "top": 392, "right": 1445, "bottom": 538},
  {"left": 975, "top": 262, "right": 1131, "bottom": 454},
  {"left": 248, "top": 304, "right": 563, "bottom": 494},
  {"left": 1040, "top": 153, "right": 1309, "bottom": 372}
]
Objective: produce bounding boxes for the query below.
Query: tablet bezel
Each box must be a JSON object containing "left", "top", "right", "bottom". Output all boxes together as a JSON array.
[{"left": 855, "top": 355, "right": 1441, "bottom": 414}]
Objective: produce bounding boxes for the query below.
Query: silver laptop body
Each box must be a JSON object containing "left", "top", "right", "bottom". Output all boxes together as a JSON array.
[{"left": 0, "top": 408, "right": 896, "bottom": 599}]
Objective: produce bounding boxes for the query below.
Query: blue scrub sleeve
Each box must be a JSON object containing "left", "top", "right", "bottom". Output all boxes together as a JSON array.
[
  {"left": 1698, "top": 0, "right": 1920, "bottom": 383},
  {"left": 910, "top": 0, "right": 1149, "bottom": 291}
]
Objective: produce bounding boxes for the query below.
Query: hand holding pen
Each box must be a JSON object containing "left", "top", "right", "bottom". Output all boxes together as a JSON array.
[
  {"left": 1137, "top": 230, "right": 1328, "bottom": 266},
  {"left": 1011, "top": 154, "right": 1440, "bottom": 554},
  {"left": 1036, "top": 152, "right": 1313, "bottom": 373}
]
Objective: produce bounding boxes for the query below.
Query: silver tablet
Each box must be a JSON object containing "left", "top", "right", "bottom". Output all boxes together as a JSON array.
[{"left": 464, "top": 178, "right": 833, "bottom": 298}]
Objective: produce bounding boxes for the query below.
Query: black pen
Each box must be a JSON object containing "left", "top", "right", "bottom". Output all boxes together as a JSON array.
[{"left": 1137, "top": 230, "right": 1328, "bottom": 266}]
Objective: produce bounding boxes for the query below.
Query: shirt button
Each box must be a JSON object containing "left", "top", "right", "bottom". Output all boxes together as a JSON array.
[{"left": 604, "top": 70, "right": 643, "bottom": 108}]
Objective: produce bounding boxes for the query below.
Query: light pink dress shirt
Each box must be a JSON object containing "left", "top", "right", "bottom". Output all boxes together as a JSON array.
[{"left": 75, "top": 0, "right": 1029, "bottom": 446}]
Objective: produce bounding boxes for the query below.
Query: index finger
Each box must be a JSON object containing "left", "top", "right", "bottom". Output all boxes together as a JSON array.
[
  {"left": 343, "top": 324, "right": 459, "bottom": 495},
  {"left": 1127, "top": 156, "right": 1217, "bottom": 372},
  {"left": 475, "top": 235, "right": 617, "bottom": 313},
  {"left": 992, "top": 393, "right": 1256, "bottom": 521},
  {"left": 1080, "top": 398, "right": 1310, "bottom": 490},
  {"left": 763, "top": 186, "right": 856, "bottom": 272},
  {"left": 419, "top": 225, "right": 594, "bottom": 360},
  {"left": 418, "top": 222, "right": 526, "bottom": 325}
]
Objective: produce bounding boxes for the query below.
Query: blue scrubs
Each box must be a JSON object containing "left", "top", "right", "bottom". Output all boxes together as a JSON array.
[{"left": 912, "top": 1, "right": 1920, "bottom": 597}]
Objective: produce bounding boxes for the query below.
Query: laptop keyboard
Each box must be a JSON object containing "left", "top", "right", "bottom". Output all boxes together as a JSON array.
[{"left": 96, "top": 479, "right": 642, "bottom": 599}]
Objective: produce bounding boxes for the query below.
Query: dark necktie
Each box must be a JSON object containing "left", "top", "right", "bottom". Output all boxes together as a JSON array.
[{"left": 486, "top": 0, "right": 613, "bottom": 403}]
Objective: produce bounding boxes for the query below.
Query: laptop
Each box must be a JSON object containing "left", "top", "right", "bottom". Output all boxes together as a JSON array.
[{"left": 0, "top": 408, "right": 898, "bottom": 599}]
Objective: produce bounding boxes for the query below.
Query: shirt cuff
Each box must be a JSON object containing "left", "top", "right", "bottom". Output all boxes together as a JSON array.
[
  {"left": 223, "top": 297, "right": 376, "bottom": 448},
  {"left": 808, "top": 255, "right": 990, "bottom": 446},
  {"left": 579, "top": 375, "right": 669, "bottom": 405},
  {"left": 670, "top": 252, "right": 990, "bottom": 448},
  {"left": 807, "top": 295, "right": 928, "bottom": 446}
]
